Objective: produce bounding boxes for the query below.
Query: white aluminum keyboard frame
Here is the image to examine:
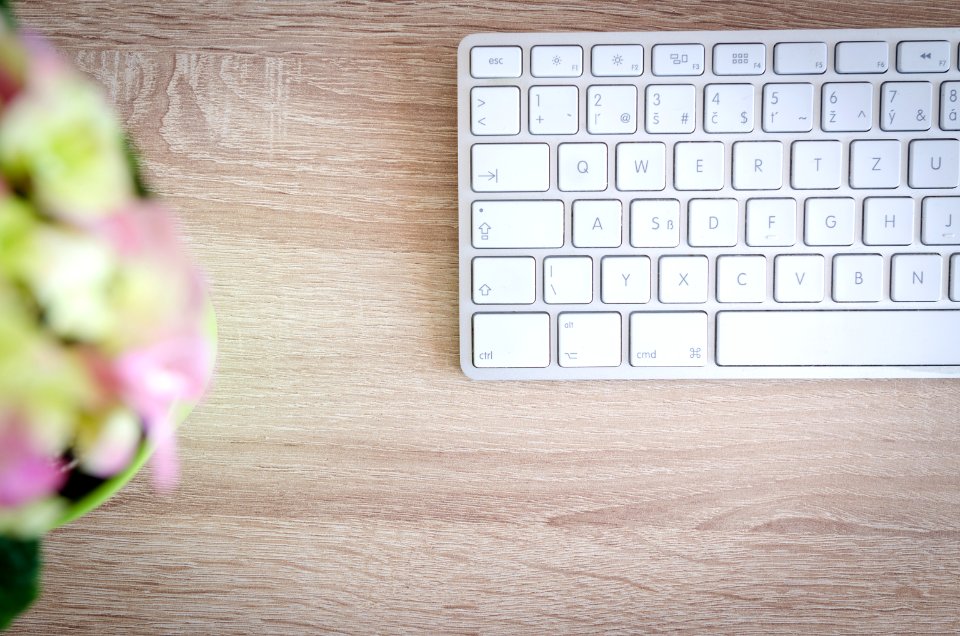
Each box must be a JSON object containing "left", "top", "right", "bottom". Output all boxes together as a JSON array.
[{"left": 457, "top": 28, "right": 960, "bottom": 380}]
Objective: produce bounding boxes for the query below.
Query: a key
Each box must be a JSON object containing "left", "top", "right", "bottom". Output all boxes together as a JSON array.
[
  {"left": 716, "top": 310, "right": 960, "bottom": 366},
  {"left": 645, "top": 85, "right": 696, "bottom": 133},
  {"left": 850, "top": 140, "right": 901, "bottom": 189},
  {"left": 833, "top": 254, "right": 884, "bottom": 302},
  {"left": 863, "top": 197, "right": 914, "bottom": 245},
  {"left": 601, "top": 256, "right": 652, "bottom": 304},
  {"left": 471, "top": 143, "right": 549, "bottom": 192},
  {"left": 558, "top": 313, "right": 622, "bottom": 367},
  {"left": 921, "top": 197, "right": 960, "bottom": 245},
  {"left": 471, "top": 87, "right": 520, "bottom": 136},
  {"left": 704, "top": 84, "right": 754, "bottom": 133},
  {"left": 616, "top": 143, "right": 666, "bottom": 191},
  {"left": 572, "top": 200, "right": 622, "bottom": 248},
  {"left": 531, "top": 45, "right": 583, "bottom": 77},
  {"left": 587, "top": 85, "right": 637, "bottom": 134},
  {"left": 472, "top": 257, "right": 536, "bottom": 304},
  {"left": 630, "top": 199, "right": 680, "bottom": 247},
  {"left": 629, "top": 312, "right": 708, "bottom": 367},
  {"left": 881, "top": 82, "right": 932, "bottom": 132},
  {"left": 544, "top": 256, "right": 593, "bottom": 304},
  {"left": 716, "top": 256, "right": 766, "bottom": 303},
  {"left": 651, "top": 44, "right": 704, "bottom": 76},
  {"left": 791, "top": 140, "right": 842, "bottom": 189},
  {"left": 773, "top": 42, "right": 827, "bottom": 75},
  {"left": 558, "top": 143, "right": 607, "bottom": 192},
  {"left": 659, "top": 256, "right": 709, "bottom": 304},
  {"left": 471, "top": 200, "right": 563, "bottom": 248},
  {"left": 891, "top": 254, "right": 942, "bottom": 302},
  {"left": 473, "top": 313, "right": 550, "bottom": 368},
  {"left": 909, "top": 139, "right": 960, "bottom": 189},
  {"left": 592, "top": 44, "right": 644, "bottom": 77},
  {"left": 687, "top": 198, "right": 738, "bottom": 247},
  {"left": 836, "top": 41, "right": 889, "bottom": 73},
  {"left": 821, "top": 83, "right": 872, "bottom": 132},
  {"left": 804, "top": 198, "right": 856, "bottom": 246},
  {"left": 529, "top": 86, "right": 579, "bottom": 135},
  {"left": 732, "top": 141, "right": 783, "bottom": 190},
  {"left": 774, "top": 255, "right": 825, "bottom": 303},
  {"left": 746, "top": 198, "right": 797, "bottom": 247},
  {"left": 762, "top": 83, "right": 814, "bottom": 132},
  {"left": 674, "top": 142, "right": 724, "bottom": 190}
]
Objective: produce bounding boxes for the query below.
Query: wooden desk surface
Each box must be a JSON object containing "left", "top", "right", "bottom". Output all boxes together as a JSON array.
[{"left": 9, "top": 1, "right": 960, "bottom": 633}]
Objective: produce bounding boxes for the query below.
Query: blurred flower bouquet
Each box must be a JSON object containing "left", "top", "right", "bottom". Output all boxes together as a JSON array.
[{"left": 0, "top": 3, "right": 214, "bottom": 628}]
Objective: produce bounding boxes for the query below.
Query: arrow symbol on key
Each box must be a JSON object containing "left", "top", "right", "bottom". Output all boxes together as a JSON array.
[
  {"left": 921, "top": 52, "right": 932, "bottom": 59},
  {"left": 481, "top": 170, "right": 498, "bottom": 182},
  {"left": 479, "top": 284, "right": 492, "bottom": 296}
]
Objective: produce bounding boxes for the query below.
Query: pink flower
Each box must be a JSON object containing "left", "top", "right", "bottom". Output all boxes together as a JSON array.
[{"left": 0, "top": 413, "right": 67, "bottom": 508}]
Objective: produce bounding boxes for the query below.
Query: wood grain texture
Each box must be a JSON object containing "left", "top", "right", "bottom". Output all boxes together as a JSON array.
[{"left": 7, "top": 1, "right": 960, "bottom": 633}]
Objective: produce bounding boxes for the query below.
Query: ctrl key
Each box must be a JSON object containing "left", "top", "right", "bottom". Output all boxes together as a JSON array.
[
  {"left": 630, "top": 312, "right": 708, "bottom": 367},
  {"left": 473, "top": 313, "right": 550, "bottom": 368}
]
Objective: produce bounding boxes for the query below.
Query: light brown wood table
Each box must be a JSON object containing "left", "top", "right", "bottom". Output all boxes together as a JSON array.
[{"left": 9, "top": 1, "right": 960, "bottom": 633}]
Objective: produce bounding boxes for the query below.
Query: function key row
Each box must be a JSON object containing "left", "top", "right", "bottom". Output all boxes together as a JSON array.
[{"left": 470, "top": 41, "right": 959, "bottom": 79}]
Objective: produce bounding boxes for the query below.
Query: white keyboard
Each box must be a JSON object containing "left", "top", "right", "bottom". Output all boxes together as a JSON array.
[{"left": 457, "top": 28, "right": 960, "bottom": 379}]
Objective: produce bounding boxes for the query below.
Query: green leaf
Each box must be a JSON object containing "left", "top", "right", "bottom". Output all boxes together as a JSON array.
[
  {"left": 0, "top": 537, "right": 40, "bottom": 631},
  {"left": 0, "top": 0, "right": 16, "bottom": 31}
]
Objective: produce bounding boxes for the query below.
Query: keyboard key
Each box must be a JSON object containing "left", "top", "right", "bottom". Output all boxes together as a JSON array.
[
  {"left": 791, "top": 140, "right": 842, "bottom": 189},
  {"left": 850, "top": 140, "right": 901, "bottom": 189},
  {"left": 631, "top": 199, "right": 680, "bottom": 247},
  {"left": 651, "top": 44, "right": 704, "bottom": 76},
  {"left": 804, "top": 198, "right": 855, "bottom": 246},
  {"left": 687, "top": 198, "right": 738, "bottom": 247},
  {"left": 471, "top": 87, "right": 520, "bottom": 136},
  {"left": 921, "top": 197, "right": 960, "bottom": 245},
  {"left": 833, "top": 254, "right": 884, "bottom": 302},
  {"left": 529, "top": 86, "right": 578, "bottom": 135},
  {"left": 645, "top": 85, "right": 696, "bottom": 133},
  {"left": 558, "top": 143, "right": 607, "bottom": 191},
  {"left": 659, "top": 256, "right": 708, "bottom": 303},
  {"left": 773, "top": 42, "right": 827, "bottom": 75},
  {"left": 943, "top": 82, "right": 960, "bottom": 130},
  {"left": 716, "top": 310, "right": 960, "bottom": 366},
  {"left": 592, "top": 45, "right": 643, "bottom": 76},
  {"left": 601, "top": 256, "right": 651, "bottom": 304},
  {"left": 472, "top": 257, "right": 536, "bottom": 304},
  {"left": 897, "top": 40, "right": 951, "bottom": 73},
  {"left": 836, "top": 41, "right": 889, "bottom": 73},
  {"left": 473, "top": 313, "right": 549, "bottom": 368},
  {"left": 746, "top": 198, "right": 797, "bottom": 247},
  {"left": 587, "top": 85, "right": 637, "bottom": 134},
  {"left": 471, "top": 200, "right": 563, "bottom": 248},
  {"left": 629, "top": 312, "right": 708, "bottom": 367},
  {"left": 532, "top": 45, "right": 583, "bottom": 77},
  {"left": 821, "top": 82, "right": 873, "bottom": 132},
  {"left": 881, "top": 82, "right": 932, "bottom": 131},
  {"left": 616, "top": 142, "right": 666, "bottom": 191},
  {"left": 704, "top": 84, "right": 754, "bottom": 133},
  {"left": 470, "top": 46, "right": 522, "bottom": 78},
  {"left": 544, "top": 256, "right": 593, "bottom": 304},
  {"left": 891, "top": 254, "right": 942, "bottom": 301},
  {"left": 674, "top": 142, "right": 724, "bottom": 190},
  {"left": 716, "top": 255, "right": 766, "bottom": 303},
  {"left": 952, "top": 255, "right": 960, "bottom": 300},
  {"left": 732, "top": 141, "right": 782, "bottom": 190},
  {"left": 774, "top": 255, "right": 825, "bottom": 302},
  {"left": 558, "top": 313, "right": 621, "bottom": 367},
  {"left": 471, "top": 143, "right": 549, "bottom": 192},
  {"left": 762, "top": 83, "right": 813, "bottom": 132},
  {"left": 909, "top": 140, "right": 960, "bottom": 189},
  {"left": 713, "top": 43, "right": 766, "bottom": 75},
  {"left": 572, "top": 200, "right": 622, "bottom": 248},
  {"left": 863, "top": 197, "right": 914, "bottom": 245}
]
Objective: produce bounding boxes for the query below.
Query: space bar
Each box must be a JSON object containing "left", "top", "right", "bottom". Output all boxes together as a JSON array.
[{"left": 716, "top": 310, "right": 960, "bottom": 366}]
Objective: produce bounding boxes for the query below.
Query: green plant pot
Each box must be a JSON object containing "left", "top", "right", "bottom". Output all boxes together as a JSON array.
[{"left": 46, "top": 301, "right": 218, "bottom": 533}]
